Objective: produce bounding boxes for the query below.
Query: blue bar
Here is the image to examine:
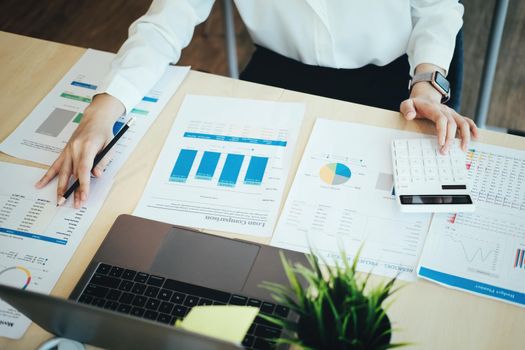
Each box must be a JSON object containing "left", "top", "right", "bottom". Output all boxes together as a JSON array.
[
  {"left": 169, "top": 149, "right": 198, "bottom": 182},
  {"left": 196, "top": 151, "right": 221, "bottom": 180},
  {"left": 0, "top": 227, "right": 67, "bottom": 245},
  {"left": 142, "top": 96, "right": 159, "bottom": 103},
  {"left": 71, "top": 81, "right": 97, "bottom": 90},
  {"left": 218, "top": 154, "right": 244, "bottom": 187},
  {"left": 244, "top": 156, "right": 268, "bottom": 185},
  {"left": 419, "top": 266, "right": 525, "bottom": 305},
  {"left": 184, "top": 132, "right": 287, "bottom": 147}
]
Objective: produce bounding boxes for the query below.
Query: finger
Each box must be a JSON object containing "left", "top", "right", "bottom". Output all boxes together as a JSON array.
[
  {"left": 74, "top": 146, "right": 99, "bottom": 206},
  {"left": 74, "top": 186, "right": 81, "bottom": 209},
  {"left": 400, "top": 99, "right": 417, "bottom": 120},
  {"left": 443, "top": 108, "right": 457, "bottom": 154},
  {"left": 465, "top": 117, "right": 480, "bottom": 139},
  {"left": 57, "top": 158, "right": 73, "bottom": 204},
  {"left": 433, "top": 111, "right": 448, "bottom": 149},
  {"left": 453, "top": 112, "right": 471, "bottom": 151},
  {"left": 36, "top": 156, "right": 62, "bottom": 188},
  {"left": 92, "top": 149, "right": 114, "bottom": 177},
  {"left": 409, "top": 98, "right": 448, "bottom": 146}
]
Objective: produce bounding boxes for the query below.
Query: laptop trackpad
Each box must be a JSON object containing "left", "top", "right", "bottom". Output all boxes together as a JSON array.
[{"left": 150, "top": 227, "right": 260, "bottom": 293}]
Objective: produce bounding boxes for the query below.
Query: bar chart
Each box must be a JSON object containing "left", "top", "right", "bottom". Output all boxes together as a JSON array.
[
  {"left": 169, "top": 148, "right": 269, "bottom": 187},
  {"left": 515, "top": 248, "right": 525, "bottom": 269},
  {"left": 133, "top": 95, "right": 304, "bottom": 237}
]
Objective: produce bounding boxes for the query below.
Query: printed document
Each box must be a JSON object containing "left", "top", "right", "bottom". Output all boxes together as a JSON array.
[
  {"left": 0, "top": 49, "right": 189, "bottom": 176},
  {"left": 134, "top": 95, "right": 304, "bottom": 236},
  {"left": 0, "top": 162, "right": 112, "bottom": 338},
  {"left": 271, "top": 119, "right": 432, "bottom": 281},
  {"left": 418, "top": 143, "right": 525, "bottom": 306}
]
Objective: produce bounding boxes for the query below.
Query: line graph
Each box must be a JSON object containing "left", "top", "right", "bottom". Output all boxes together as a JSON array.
[{"left": 446, "top": 233, "right": 498, "bottom": 263}]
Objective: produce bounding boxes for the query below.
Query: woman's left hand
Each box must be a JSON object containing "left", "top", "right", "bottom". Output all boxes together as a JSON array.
[{"left": 400, "top": 71, "right": 479, "bottom": 155}]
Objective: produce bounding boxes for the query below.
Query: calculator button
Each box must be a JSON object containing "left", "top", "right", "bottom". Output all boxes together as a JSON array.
[
  {"left": 439, "top": 167, "right": 451, "bottom": 176},
  {"left": 424, "top": 167, "right": 437, "bottom": 175},
  {"left": 410, "top": 158, "right": 423, "bottom": 167},
  {"left": 409, "top": 148, "right": 422, "bottom": 157},
  {"left": 411, "top": 167, "right": 423, "bottom": 177},
  {"left": 397, "top": 167, "right": 410, "bottom": 176},
  {"left": 397, "top": 176, "right": 410, "bottom": 185},
  {"left": 412, "top": 176, "right": 424, "bottom": 183},
  {"left": 407, "top": 139, "right": 421, "bottom": 148},
  {"left": 396, "top": 159, "right": 409, "bottom": 167},
  {"left": 394, "top": 140, "right": 407, "bottom": 148},
  {"left": 396, "top": 148, "right": 409, "bottom": 157},
  {"left": 423, "top": 158, "right": 437, "bottom": 167},
  {"left": 422, "top": 148, "right": 436, "bottom": 157}
]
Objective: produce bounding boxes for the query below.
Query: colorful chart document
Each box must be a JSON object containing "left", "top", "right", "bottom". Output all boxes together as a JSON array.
[
  {"left": 418, "top": 143, "right": 525, "bottom": 307},
  {"left": 0, "top": 162, "right": 112, "bottom": 338},
  {"left": 134, "top": 95, "right": 304, "bottom": 237},
  {"left": 271, "top": 119, "right": 432, "bottom": 281},
  {"left": 0, "top": 49, "right": 189, "bottom": 176}
]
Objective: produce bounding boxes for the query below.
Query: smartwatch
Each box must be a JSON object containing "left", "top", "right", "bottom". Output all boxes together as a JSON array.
[{"left": 409, "top": 71, "right": 451, "bottom": 103}]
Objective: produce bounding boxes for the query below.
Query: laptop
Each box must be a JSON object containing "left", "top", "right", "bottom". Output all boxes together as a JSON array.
[
  {"left": 67, "top": 214, "right": 308, "bottom": 349},
  {"left": 0, "top": 283, "right": 242, "bottom": 350}
]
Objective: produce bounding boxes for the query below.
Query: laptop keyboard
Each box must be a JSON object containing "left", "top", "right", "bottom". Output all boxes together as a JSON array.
[{"left": 77, "top": 263, "right": 290, "bottom": 350}]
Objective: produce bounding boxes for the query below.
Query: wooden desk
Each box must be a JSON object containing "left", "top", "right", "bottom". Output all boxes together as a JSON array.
[{"left": 0, "top": 31, "right": 523, "bottom": 350}]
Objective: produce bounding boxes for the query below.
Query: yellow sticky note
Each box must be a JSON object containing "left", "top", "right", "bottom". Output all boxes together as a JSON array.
[{"left": 175, "top": 305, "right": 259, "bottom": 344}]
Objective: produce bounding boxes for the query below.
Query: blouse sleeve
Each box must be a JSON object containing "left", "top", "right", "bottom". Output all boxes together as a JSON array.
[
  {"left": 407, "top": 0, "right": 464, "bottom": 76},
  {"left": 96, "top": 0, "right": 215, "bottom": 114}
]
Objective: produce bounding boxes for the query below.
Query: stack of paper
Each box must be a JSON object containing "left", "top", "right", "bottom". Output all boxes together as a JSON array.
[{"left": 0, "top": 49, "right": 189, "bottom": 339}]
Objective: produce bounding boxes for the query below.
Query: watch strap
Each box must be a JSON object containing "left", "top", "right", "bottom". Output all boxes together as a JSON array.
[{"left": 409, "top": 72, "right": 433, "bottom": 89}]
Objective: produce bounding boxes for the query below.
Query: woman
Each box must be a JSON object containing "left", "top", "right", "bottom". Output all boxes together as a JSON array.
[{"left": 36, "top": 0, "right": 478, "bottom": 208}]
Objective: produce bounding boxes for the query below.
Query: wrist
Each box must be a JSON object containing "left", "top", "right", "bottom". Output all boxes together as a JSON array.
[
  {"left": 415, "top": 63, "right": 445, "bottom": 76},
  {"left": 411, "top": 64, "right": 449, "bottom": 104},
  {"left": 410, "top": 81, "right": 443, "bottom": 103},
  {"left": 85, "top": 93, "right": 125, "bottom": 123}
]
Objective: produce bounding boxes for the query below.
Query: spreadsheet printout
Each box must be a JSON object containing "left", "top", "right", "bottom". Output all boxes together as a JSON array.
[
  {"left": 0, "top": 162, "right": 112, "bottom": 338},
  {"left": 418, "top": 143, "right": 525, "bottom": 306}
]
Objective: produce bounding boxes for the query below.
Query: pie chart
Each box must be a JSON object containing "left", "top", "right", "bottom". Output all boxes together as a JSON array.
[
  {"left": 319, "top": 163, "right": 351, "bottom": 185},
  {"left": 0, "top": 266, "right": 31, "bottom": 289}
]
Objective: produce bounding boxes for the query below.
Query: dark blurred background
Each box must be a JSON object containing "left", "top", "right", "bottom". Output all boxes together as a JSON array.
[{"left": 1, "top": 0, "right": 523, "bottom": 130}]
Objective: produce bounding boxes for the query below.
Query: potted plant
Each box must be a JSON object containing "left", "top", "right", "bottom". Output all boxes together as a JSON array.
[{"left": 262, "top": 249, "right": 407, "bottom": 350}]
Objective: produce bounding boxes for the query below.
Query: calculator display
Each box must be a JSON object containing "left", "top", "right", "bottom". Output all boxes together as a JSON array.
[{"left": 400, "top": 195, "right": 472, "bottom": 205}]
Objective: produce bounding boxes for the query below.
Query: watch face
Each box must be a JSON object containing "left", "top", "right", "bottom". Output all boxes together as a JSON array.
[{"left": 434, "top": 71, "right": 450, "bottom": 93}]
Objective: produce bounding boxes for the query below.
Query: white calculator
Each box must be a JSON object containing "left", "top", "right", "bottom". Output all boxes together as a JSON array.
[{"left": 391, "top": 138, "right": 475, "bottom": 213}]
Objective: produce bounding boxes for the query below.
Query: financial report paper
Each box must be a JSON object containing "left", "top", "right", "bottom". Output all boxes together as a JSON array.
[
  {"left": 0, "top": 49, "right": 189, "bottom": 177},
  {"left": 134, "top": 95, "right": 304, "bottom": 237},
  {"left": 418, "top": 142, "right": 525, "bottom": 307},
  {"left": 0, "top": 162, "right": 112, "bottom": 339},
  {"left": 271, "top": 119, "right": 432, "bottom": 281}
]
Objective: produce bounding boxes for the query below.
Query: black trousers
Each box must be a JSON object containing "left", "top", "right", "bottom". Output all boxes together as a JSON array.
[
  {"left": 240, "top": 46, "right": 410, "bottom": 111},
  {"left": 240, "top": 46, "right": 411, "bottom": 112}
]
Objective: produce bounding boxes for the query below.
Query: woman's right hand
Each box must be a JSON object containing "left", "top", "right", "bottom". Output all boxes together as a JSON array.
[{"left": 35, "top": 93, "right": 125, "bottom": 208}]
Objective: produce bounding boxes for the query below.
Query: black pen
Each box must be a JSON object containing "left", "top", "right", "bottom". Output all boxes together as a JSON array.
[{"left": 57, "top": 117, "right": 135, "bottom": 207}]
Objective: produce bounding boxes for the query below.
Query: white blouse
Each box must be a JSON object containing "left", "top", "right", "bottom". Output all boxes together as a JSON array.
[{"left": 98, "top": 0, "right": 464, "bottom": 114}]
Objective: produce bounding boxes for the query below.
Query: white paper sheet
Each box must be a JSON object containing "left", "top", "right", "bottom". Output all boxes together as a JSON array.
[
  {"left": 133, "top": 95, "right": 304, "bottom": 237},
  {"left": 0, "top": 162, "right": 113, "bottom": 339},
  {"left": 271, "top": 119, "right": 432, "bottom": 281},
  {"left": 0, "top": 49, "right": 189, "bottom": 177},
  {"left": 418, "top": 143, "right": 525, "bottom": 306}
]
